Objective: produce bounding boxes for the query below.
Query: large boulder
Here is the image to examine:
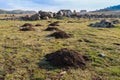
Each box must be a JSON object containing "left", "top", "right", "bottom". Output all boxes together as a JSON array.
[
  {"left": 38, "top": 11, "right": 54, "bottom": 19},
  {"left": 29, "top": 13, "right": 41, "bottom": 20}
]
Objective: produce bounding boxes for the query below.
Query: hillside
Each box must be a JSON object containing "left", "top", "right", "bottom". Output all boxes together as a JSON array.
[
  {"left": 0, "top": 9, "right": 36, "bottom": 14},
  {"left": 96, "top": 4, "right": 120, "bottom": 12}
]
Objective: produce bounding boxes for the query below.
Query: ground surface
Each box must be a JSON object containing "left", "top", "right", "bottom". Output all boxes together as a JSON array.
[{"left": 0, "top": 18, "right": 120, "bottom": 80}]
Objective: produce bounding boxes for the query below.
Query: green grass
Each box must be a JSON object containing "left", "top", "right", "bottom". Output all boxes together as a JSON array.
[{"left": 0, "top": 18, "right": 120, "bottom": 80}]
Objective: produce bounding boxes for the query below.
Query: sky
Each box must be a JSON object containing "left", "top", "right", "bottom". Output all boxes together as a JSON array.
[{"left": 0, "top": 0, "right": 120, "bottom": 12}]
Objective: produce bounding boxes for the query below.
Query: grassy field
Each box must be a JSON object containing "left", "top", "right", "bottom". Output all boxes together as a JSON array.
[{"left": 0, "top": 18, "right": 120, "bottom": 80}]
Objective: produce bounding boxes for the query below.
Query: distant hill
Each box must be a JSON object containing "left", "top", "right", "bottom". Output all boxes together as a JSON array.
[
  {"left": 96, "top": 5, "right": 120, "bottom": 12},
  {"left": 0, "top": 9, "right": 36, "bottom": 14}
]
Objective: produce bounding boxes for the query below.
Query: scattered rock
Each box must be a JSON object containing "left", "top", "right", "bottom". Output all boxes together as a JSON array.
[
  {"left": 89, "top": 20, "right": 115, "bottom": 28},
  {"left": 98, "top": 53, "right": 106, "bottom": 58},
  {"left": 45, "top": 48, "right": 86, "bottom": 68},
  {"left": 49, "top": 31, "right": 72, "bottom": 39},
  {"left": 112, "top": 20, "right": 119, "bottom": 24}
]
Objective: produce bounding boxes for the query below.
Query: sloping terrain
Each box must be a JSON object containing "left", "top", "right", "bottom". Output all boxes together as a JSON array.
[
  {"left": 96, "top": 4, "right": 120, "bottom": 12},
  {"left": 0, "top": 9, "right": 36, "bottom": 14}
]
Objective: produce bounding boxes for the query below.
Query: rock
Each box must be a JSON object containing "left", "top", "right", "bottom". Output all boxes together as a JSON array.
[
  {"left": 98, "top": 53, "right": 106, "bottom": 57},
  {"left": 89, "top": 20, "right": 115, "bottom": 28},
  {"left": 112, "top": 20, "right": 120, "bottom": 24},
  {"left": 30, "top": 13, "right": 41, "bottom": 20}
]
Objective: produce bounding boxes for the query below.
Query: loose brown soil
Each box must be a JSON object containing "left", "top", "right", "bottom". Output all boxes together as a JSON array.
[
  {"left": 49, "top": 31, "right": 72, "bottom": 39},
  {"left": 20, "top": 23, "right": 35, "bottom": 31},
  {"left": 44, "top": 27, "right": 59, "bottom": 31},
  {"left": 48, "top": 21, "right": 60, "bottom": 26},
  {"left": 21, "top": 23, "right": 33, "bottom": 27},
  {"left": 45, "top": 48, "right": 86, "bottom": 68}
]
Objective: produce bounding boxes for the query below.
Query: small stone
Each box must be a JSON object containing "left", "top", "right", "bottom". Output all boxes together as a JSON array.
[{"left": 98, "top": 53, "right": 106, "bottom": 57}]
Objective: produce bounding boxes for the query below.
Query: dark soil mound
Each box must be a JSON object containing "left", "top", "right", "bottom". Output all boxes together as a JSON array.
[
  {"left": 35, "top": 24, "right": 42, "bottom": 26},
  {"left": 82, "top": 55, "right": 91, "bottom": 61},
  {"left": 44, "top": 27, "right": 59, "bottom": 31},
  {"left": 49, "top": 31, "right": 72, "bottom": 39},
  {"left": 21, "top": 23, "right": 33, "bottom": 27},
  {"left": 48, "top": 21, "right": 60, "bottom": 26},
  {"left": 45, "top": 48, "right": 86, "bottom": 68},
  {"left": 20, "top": 23, "right": 35, "bottom": 31}
]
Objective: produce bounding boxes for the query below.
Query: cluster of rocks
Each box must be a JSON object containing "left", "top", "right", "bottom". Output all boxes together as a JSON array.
[
  {"left": 20, "top": 9, "right": 120, "bottom": 21},
  {"left": 111, "top": 20, "right": 120, "bottom": 24},
  {"left": 21, "top": 11, "right": 53, "bottom": 20},
  {"left": 21, "top": 10, "right": 78, "bottom": 20},
  {"left": 78, "top": 14, "right": 120, "bottom": 19},
  {"left": 89, "top": 20, "right": 115, "bottom": 28}
]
